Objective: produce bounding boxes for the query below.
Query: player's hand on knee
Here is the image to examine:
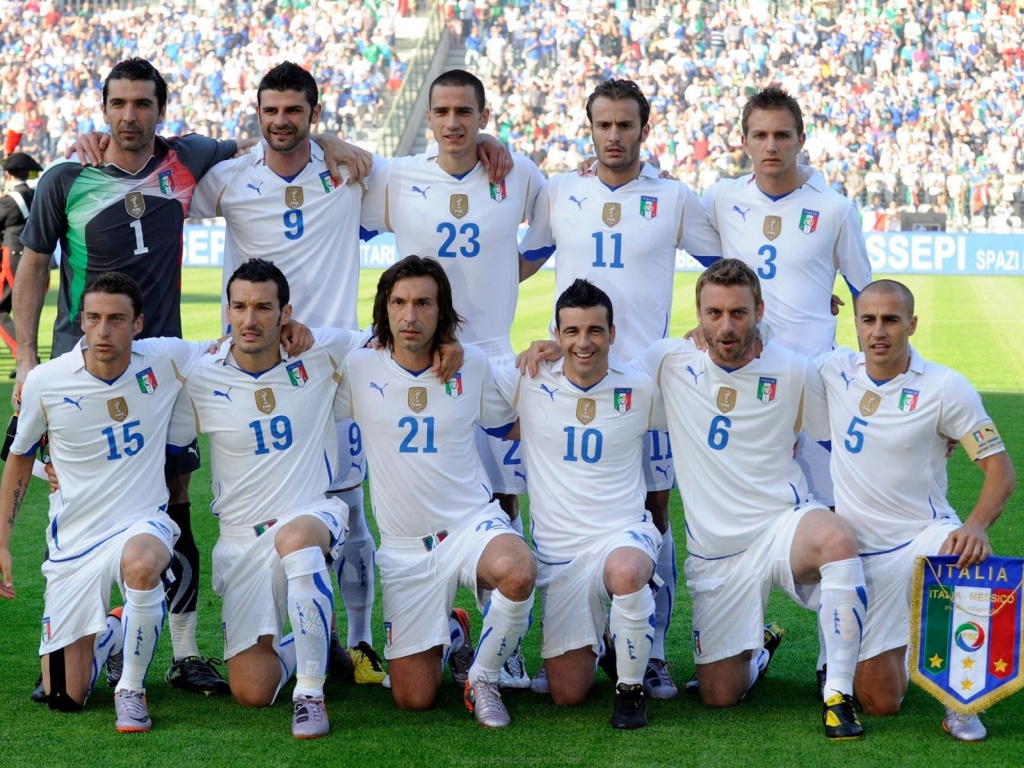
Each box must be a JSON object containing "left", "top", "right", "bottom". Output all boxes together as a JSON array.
[
  {"left": 940, "top": 525, "right": 991, "bottom": 569},
  {"left": 66, "top": 132, "right": 109, "bottom": 166}
]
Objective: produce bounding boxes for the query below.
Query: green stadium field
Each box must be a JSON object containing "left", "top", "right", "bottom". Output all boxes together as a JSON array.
[{"left": 0, "top": 269, "right": 1021, "bottom": 767}]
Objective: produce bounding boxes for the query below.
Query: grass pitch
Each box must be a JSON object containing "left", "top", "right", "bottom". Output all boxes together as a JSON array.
[{"left": 0, "top": 270, "right": 1021, "bottom": 767}]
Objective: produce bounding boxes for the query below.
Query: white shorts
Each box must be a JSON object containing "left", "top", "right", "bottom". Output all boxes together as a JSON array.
[
  {"left": 858, "top": 521, "right": 959, "bottom": 662},
  {"left": 537, "top": 523, "right": 661, "bottom": 659},
  {"left": 795, "top": 432, "right": 833, "bottom": 507},
  {"left": 40, "top": 515, "right": 178, "bottom": 655},
  {"left": 642, "top": 429, "right": 676, "bottom": 492},
  {"left": 212, "top": 499, "right": 346, "bottom": 660},
  {"left": 330, "top": 417, "right": 368, "bottom": 491},
  {"left": 376, "top": 505, "right": 519, "bottom": 660},
  {"left": 685, "top": 506, "right": 821, "bottom": 665}
]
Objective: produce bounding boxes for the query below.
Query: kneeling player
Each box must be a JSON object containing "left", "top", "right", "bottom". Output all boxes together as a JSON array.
[
  {"left": 819, "top": 279, "right": 1016, "bottom": 741},
  {"left": 180, "top": 259, "right": 370, "bottom": 738},
  {"left": 495, "top": 279, "right": 661, "bottom": 728},
  {"left": 0, "top": 273, "right": 213, "bottom": 731},
  {"left": 336, "top": 256, "right": 536, "bottom": 728}
]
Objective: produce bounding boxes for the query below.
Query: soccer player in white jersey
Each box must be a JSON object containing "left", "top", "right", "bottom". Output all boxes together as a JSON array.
[
  {"left": 518, "top": 78, "right": 722, "bottom": 699},
  {"left": 336, "top": 256, "right": 536, "bottom": 728},
  {"left": 638, "top": 259, "right": 868, "bottom": 740},
  {"left": 818, "top": 280, "right": 1016, "bottom": 742},
  {"left": 701, "top": 85, "right": 872, "bottom": 508},
  {"left": 700, "top": 86, "right": 873, "bottom": 689},
  {"left": 361, "top": 68, "right": 546, "bottom": 688},
  {"left": 492, "top": 279, "right": 661, "bottom": 729},
  {"left": 0, "top": 273, "right": 212, "bottom": 732},
  {"left": 182, "top": 259, "right": 369, "bottom": 738},
  {"left": 190, "top": 62, "right": 387, "bottom": 686}
]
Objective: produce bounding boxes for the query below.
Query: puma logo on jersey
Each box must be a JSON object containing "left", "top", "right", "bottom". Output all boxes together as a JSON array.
[
  {"left": 370, "top": 381, "right": 388, "bottom": 397},
  {"left": 351, "top": 459, "right": 364, "bottom": 471},
  {"left": 213, "top": 387, "right": 233, "bottom": 402},
  {"left": 732, "top": 205, "right": 751, "bottom": 221},
  {"left": 654, "top": 465, "right": 669, "bottom": 478},
  {"left": 686, "top": 365, "right": 703, "bottom": 385},
  {"left": 514, "top": 471, "right": 526, "bottom": 481},
  {"left": 63, "top": 396, "right": 84, "bottom": 410},
  {"left": 840, "top": 371, "right": 854, "bottom": 390},
  {"left": 411, "top": 186, "right": 430, "bottom": 199},
  {"left": 569, "top": 195, "right": 587, "bottom": 209},
  {"left": 539, "top": 384, "right": 558, "bottom": 400},
  {"left": 247, "top": 182, "right": 263, "bottom": 196}
]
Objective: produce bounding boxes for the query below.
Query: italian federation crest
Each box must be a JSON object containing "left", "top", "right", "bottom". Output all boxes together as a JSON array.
[
  {"left": 910, "top": 555, "right": 1024, "bottom": 714},
  {"left": 799, "top": 208, "right": 819, "bottom": 234}
]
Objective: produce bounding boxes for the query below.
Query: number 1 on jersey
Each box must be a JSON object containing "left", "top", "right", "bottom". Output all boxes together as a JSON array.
[{"left": 592, "top": 232, "right": 623, "bottom": 268}]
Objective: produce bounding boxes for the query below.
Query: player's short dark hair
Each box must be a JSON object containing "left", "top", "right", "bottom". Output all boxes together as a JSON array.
[
  {"left": 81, "top": 272, "right": 143, "bottom": 319},
  {"left": 429, "top": 69, "right": 486, "bottom": 111},
  {"left": 856, "top": 279, "right": 915, "bottom": 316},
  {"left": 741, "top": 85, "right": 804, "bottom": 136},
  {"left": 227, "top": 258, "right": 290, "bottom": 308},
  {"left": 373, "top": 256, "right": 463, "bottom": 352},
  {"left": 586, "top": 79, "right": 650, "bottom": 128},
  {"left": 103, "top": 58, "right": 168, "bottom": 112},
  {"left": 257, "top": 61, "right": 319, "bottom": 111},
  {"left": 696, "top": 258, "right": 763, "bottom": 308},
  {"left": 555, "top": 279, "right": 613, "bottom": 329}
]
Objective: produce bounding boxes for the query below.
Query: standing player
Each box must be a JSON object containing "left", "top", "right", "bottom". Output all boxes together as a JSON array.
[
  {"left": 362, "top": 69, "right": 547, "bottom": 688},
  {"left": 519, "top": 78, "right": 722, "bottom": 698},
  {"left": 701, "top": 85, "right": 872, "bottom": 506},
  {"left": 0, "top": 152, "right": 43, "bottom": 356},
  {"left": 0, "top": 273, "right": 212, "bottom": 731},
  {"left": 14, "top": 58, "right": 237, "bottom": 696},
  {"left": 336, "top": 256, "right": 536, "bottom": 728},
  {"left": 818, "top": 279, "right": 1016, "bottom": 741},
  {"left": 639, "top": 259, "right": 868, "bottom": 740},
  {"left": 183, "top": 259, "right": 370, "bottom": 738},
  {"left": 493, "top": 279, "right": 661, "bottom": 729},
  {"left": 189, "top": 61, "right": 386, "bottom": 685}
]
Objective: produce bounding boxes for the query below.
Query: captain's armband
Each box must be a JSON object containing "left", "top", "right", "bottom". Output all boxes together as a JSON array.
[{"left": 958, "top": 423, "right": 1005, "bottom": 461}]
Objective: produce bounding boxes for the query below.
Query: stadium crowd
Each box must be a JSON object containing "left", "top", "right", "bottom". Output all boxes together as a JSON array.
[{"left": 2, "top": 0, "right": 1023, "bottom": 230}]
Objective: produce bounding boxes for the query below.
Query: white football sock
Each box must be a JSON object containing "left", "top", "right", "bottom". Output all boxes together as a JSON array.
[
  {"left": 282, "top": 546, "right": 333, "bottom": 699},
  {"left": 333, "top": 487, "right": 375, "bottom": 648},
  {"left": 119, "top": 585, "right": 165, "bottom": 692},
  {"left": 611, "top": 586, "right": 656, "bottom": 686},
  {"left": 651, "top": 526, "right": 676, "bottom": 661},
  {"left": 819, "top": 557, "right": 867, "bottom": 699},
  {"left": 469, "top": 589, "right": 533, "bottom": 684}
]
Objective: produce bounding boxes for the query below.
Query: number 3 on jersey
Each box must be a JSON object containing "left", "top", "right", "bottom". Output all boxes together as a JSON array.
[
  {"left": 757, "top": 244, "right": 777, "bottom": 279},
  {"left": 437, "top": 222, "right": 480, "bottom": 258}
]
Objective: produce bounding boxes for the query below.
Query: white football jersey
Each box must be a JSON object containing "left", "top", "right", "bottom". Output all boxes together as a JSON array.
[
  {"left": 519, "top": 164, "right": 722, "bottom": 361},
  {"left": 185, "top": 328, "right": 365, "bottom": 529},
  {"left": 13, "top": 338, "right": 209, "bottom": 560},
  {"left": 639, "top": 337, "right": 829, "bottom": 559},
  {"left": 703, "top": 167, "right": 871, "bottom": 358},
  {"left": 818, "top": 346, "right": 1004, "bottom": 554},
  {"left": 336, "top": 345, "right": 516, "bottom": 539},
  {"left": 361, "top": 153, "right": 545, "bottom": 359},
  {"left": 191, "top": 140, "right": 374, "bottom": 332},
  {"left": 492, "top": 360, "right": 661, "bottom": 563}
]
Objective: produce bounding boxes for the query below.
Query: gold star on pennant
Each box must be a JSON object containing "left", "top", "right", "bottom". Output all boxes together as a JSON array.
[
  {"left": 929, "top": 654, "right": 944, "bottom": 669},
  {"left": 994, "top": 659, "right": 1009, "bottom": 673},
  {"left": 961, "top": 678, "right": 974, "bottom": 692},
  {"left": 962, "top": 657, "right": 975, "bottom": 670}
]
